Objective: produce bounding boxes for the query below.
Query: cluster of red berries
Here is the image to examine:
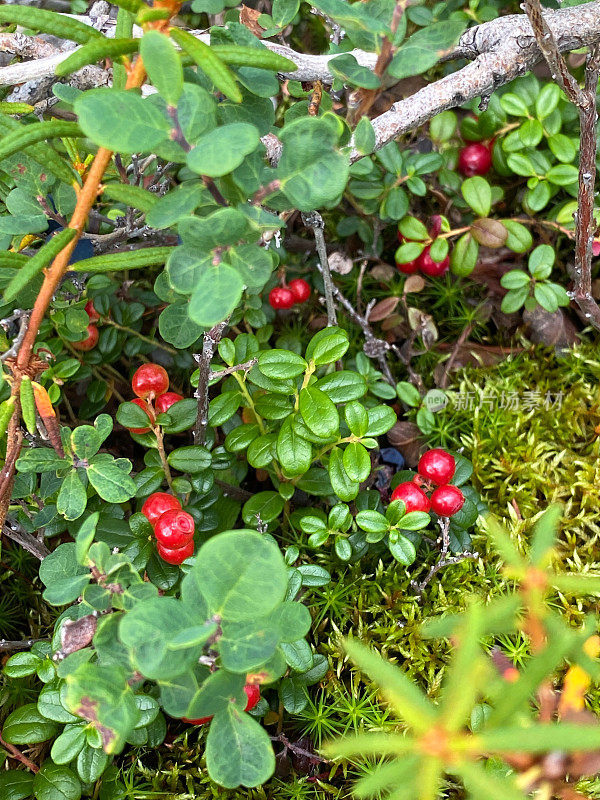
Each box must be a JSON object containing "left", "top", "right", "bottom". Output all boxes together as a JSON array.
[
  {"left": 458, "top": 142, "right": 492, "bottom": 178},
  {"left": 127, "top": 363, "right": 183, "bottom": 435},
  {"left": 390, "top": 449, "right": 465, "bottom": 517},
  {"left": 183, "top": 684, "right": 260, "bottom": 725},
  {"left": 268, "top": 278, "right": 311, "bottom": 310},
  {"left": 73, "top": 300, "right": 101, "bottom": 351},
  {"left": 396, "top": 216, "right": 450, "bottom": 277},
  {"left": 142, "top": 491, "right": 195, "bottom": 565}
]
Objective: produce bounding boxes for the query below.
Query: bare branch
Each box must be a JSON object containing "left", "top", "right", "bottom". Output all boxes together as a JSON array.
[
  {"left": 2, "top": 516, "right": 49, "bottom": 560},
  {"left": 3, "top": 4, "right": 600, "bottom": 165},
  {"left": 315, "top": 264, "right": 396, "bottom": 386},
  {"left": 302, "top": 212, "right": 337, "bottom": 327},
  {"left": 0, "top": 638, "right": 46, "bottom": 652},
  {"left": 517, "top": 2, "right": 600, "bottom": 330},
  {"left": 570, "top": 44, "right": 600, "bottom": 330},
  {"left": 193, "top": 322, "right": 228, "bottom": 444},
  {"left": 411, "top": 517, "right": 478, "bottom": 598},
  {"left": 522, "top": 0, "right": 582, "bottom": 105},
  {"left": 349, "top": 2, "right": 600, "bottom": 160},
  {"left": 209, "top": 358, "right": 258, "bottom": 382},
  {"left": 1, "top": 311, "right": 31, "bottom": 362}
]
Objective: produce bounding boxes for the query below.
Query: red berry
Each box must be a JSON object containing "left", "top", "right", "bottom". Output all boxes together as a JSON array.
[
  {"left": 269, "top": 287, "right": 296, "bottom": 310},
  {"left": 132, "top": 363, "right": 169, "bottom": 400},
  {"left": 244, "top": 684, "right": 260, "bottom": 712},
  {"left": 183, "top": 715, "right": 213, "bottom": 725},
  {"left": 458, "top": 142, "right": 492, "bottom": 177},
  {"left": 72, "top": 324, "right": 99, "bottom": 352},
  {"left": 141, "top": 492, "right": 181, "bottom": 527},
  {"left": 396, "top": 257, "right": 421, "bottom": 274},
  {"left": 418, "top": 449, "right": 455, "bottom": 486},
  {"left": 396, "top": 232, "right": 421, "bottom": 274},
  {"left": 84, "top": 299, "right": 100, "bottom": 322},
  {"left": 593, "top": 240, "right": 600, "bottom": 257},
  {"left": 430, "top": 485, "right": 465, "bottom": 517},
  {"left": 155, "top": 509, "right": 195, "bottom": 549},
  {"left": 129, "top": 398, "right": 155, "bottom": 434},
  {"left": 417, "top": 246, "right": 450, "bottom": 277},
  {"left": 182, "top": 683, "right": 259, "bottom": 726},
  {"left": 157, "top": 538, "right": 194, "bottom": 565},
  {"left": 155, "top": 392, "right": 183, "bottom": 414},
  {"left": 390, "top": 481, "right": 431, "bottom": 513},
  {"left": 288, "top": 278, "right": 311, "bottom": 304}
]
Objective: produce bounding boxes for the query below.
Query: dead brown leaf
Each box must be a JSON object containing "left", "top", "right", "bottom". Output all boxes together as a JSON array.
[
  {"left": 370, "top": 263, "right": 396, "bottom": 282},
  {"left": 523, "top": 307, "right": 578, "bottom": 347},
  {"left": 239, "top": 5, "right": 265, "bottom": 36},
  {"left": 403, "top": 274, "right": 425, "bottom": 294},
  {"left": 386, "top": 421, "right": 426, "bottom": 467},
  {"left": 368, "top": 296, "right": 399, "bottom": 322}
]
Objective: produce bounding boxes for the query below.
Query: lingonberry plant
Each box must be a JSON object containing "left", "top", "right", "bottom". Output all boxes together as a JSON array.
[{"left": 2, "top": 0, "right": 600, "bottom": 797}]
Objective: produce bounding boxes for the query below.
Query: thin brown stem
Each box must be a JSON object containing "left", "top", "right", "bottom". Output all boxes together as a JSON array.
[
  {"left": 523, "top": 0, "right": 582, "bottom": 105},
  {"left": 439, "top": 322, "right": 473, "bottom": 390},
  {"left": 0, "top": 733, "right": 40, "bottom": 773},
  {"left": 194, "top": 322, "right": 228, "bottom": 443},
  {"left": 153, "top": 424, "right": 173, "bottom": 489},
  {"left": 523, "top": 2, "right": 600, "bottom": 330},
  {"left": 209, "top": 358, "right": 258, "bottom": 382},
  {"left": 571, "top": 45, "right": 600, "bottom": 329},
  {"left": 102, "top": 318, "right": 177, "bottom": 355},
  {"left": 0, "top": 4, "right": 182, "bottom": 531}
]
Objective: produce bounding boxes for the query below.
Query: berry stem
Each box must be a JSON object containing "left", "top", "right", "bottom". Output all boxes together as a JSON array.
[
  {"left": 150, "top": 417, "right": 174, "bottom": 490},
  {"left": 103, "top": 319, "right": 178, "bottom": 355}
]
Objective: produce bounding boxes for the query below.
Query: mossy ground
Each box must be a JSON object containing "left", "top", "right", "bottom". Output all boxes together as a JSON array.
[{"left": 3, "top": 343, "right": 600, "bottom": 798}]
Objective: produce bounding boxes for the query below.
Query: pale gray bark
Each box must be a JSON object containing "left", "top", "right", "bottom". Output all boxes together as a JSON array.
[{"left": 0, "top": 2, "right": 599, "bottom": 162}]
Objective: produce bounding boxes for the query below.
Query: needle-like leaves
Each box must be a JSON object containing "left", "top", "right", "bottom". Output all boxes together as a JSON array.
[{"left": 343, "top": 638, "right": 437, "bottom": 734}]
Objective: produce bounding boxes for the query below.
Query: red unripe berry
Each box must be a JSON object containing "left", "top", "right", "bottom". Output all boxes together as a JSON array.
[
  {"left": 244, "top": 684, "right": 260, "bottom": 712},
  {"left": 183, "top": 715, "right": 213, "bottom": 725},
  {"left": 458, "top": 142, "right": 492, "bottom": 177},
  {"left": 430, "top": 485, "right": 465, "bottom": 517},
  {"left": 157, "top": 538, "right": 194, "bottom": 565},
  {"left": 417, "top": 246, "right": 450, "bottom": 277},
  {"left": 288, "top": 278, "right": 311, "bottom": 304},
  {"left": 128, "top": 398, "right": 155, "bottom": 434},
  {"left": 418, "top": 449, "right": 455, "bottom": 486},
  {"left": 593, "top": 240, "right": 600, "bottom": 257},
  {"left": 132, "top": 363, "right": 169, "bottom": 400},
  {"left": 155, "top": 392, "right": 184, "bottom": 414},
  {"left": 72, "top": 324, "right": 99, "bottom": 352},
  {"left": 390, "top": 481, "right": 431, "bottom": 513},
  {"left": 84, "top": 299, "right": 100, "bottom": 322},
  {"left": 428, "top": 215, "right": 443, "bottom": 239},
  {"left": 155, "top": 509, "right": 195, "bottom": 549},
  {"left": 269, "top": 286, "right": 296, "bottom": 310},
  {"left": 141, "top": 492, "right": 181, "bottom": 527}
]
